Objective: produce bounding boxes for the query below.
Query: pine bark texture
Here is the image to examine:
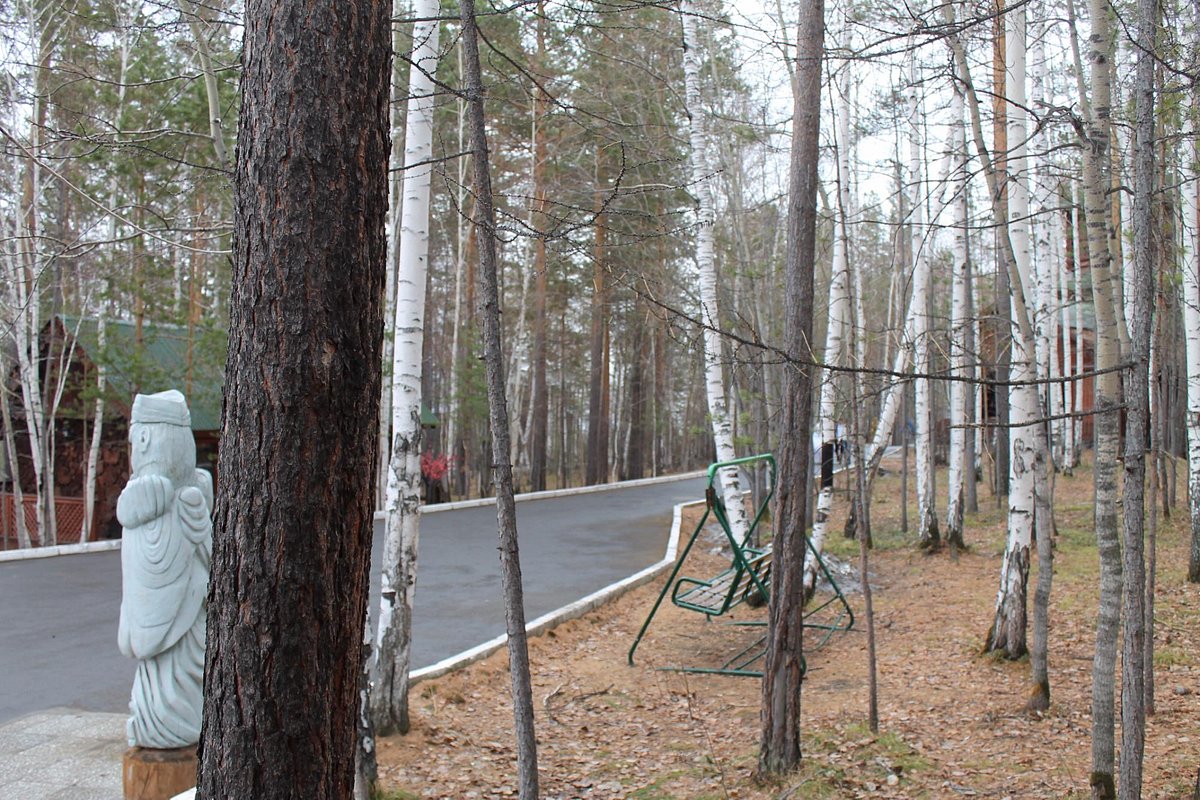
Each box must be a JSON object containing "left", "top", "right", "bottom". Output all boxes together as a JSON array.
[
  {"left": 197, "top": 1, "right": 390, "bottom": 797},
  {"left": 460, "top": 1, "right": 540, "bottom": 795},
  {"left": 759, "top": 0, "right": 822, "bottom": 773},
  {"left": 372, "top": 0, "right": 441, "bottom": 736}
]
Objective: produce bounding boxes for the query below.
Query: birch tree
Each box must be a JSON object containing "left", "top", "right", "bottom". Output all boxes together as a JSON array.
[
  {"left": 808, "top": 61, "right": 853, "bottom": 588},
  {"left": 907, "top": 41, "right": 939, "bottom": 550},
  {"left": 944, "top": 0, "right": 1052, "bottom": 693},
  {"left": 372, "top": 0, "right": 441, "bottom": 737},
  {"left": 1185, "top": 20, "right": 1200, "bottom": 585},
  {"left": 680, "top": 1, "right": 750, "bottom": 541},
  {"left": 981, "top": 0, "right": 1052, "bottom": 673},
  {"left": 945, "top": 73, "right": 969, "bottom": 550},
  {"left": 1066, "top": 0, "right": 1128, "bottom": 787}
]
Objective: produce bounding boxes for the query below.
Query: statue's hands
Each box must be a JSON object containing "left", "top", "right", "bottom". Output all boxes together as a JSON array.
[{"left": 117, "top": 475, "right": 173, "bottom": 529}]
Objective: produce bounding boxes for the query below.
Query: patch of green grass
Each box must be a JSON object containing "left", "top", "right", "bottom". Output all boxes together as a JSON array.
[
  {"left": 1153, "top": 646, "right": 1192, "bottom": 668},
  {"left": 771, "top": 723, "right": 931, "bottom": 798},
  {"left": 372, "top": 788, "right": 420, "bottom": 800},
  {"left": 625, "top": 770, "right": 687, "bottom": 799}
]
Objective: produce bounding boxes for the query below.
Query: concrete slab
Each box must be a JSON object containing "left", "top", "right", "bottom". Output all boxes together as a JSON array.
[{"left": 0, "top": 709, "right": 125, "bottom": 800}]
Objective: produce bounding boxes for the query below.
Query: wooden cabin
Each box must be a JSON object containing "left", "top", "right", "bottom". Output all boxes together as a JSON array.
[{"left": 1, "top": 315, "right": 224, "bottom": 547}]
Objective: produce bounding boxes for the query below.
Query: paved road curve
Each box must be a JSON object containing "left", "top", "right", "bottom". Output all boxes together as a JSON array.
[{"left": 0, "top": 474, "right": 706, "bottom": 724}]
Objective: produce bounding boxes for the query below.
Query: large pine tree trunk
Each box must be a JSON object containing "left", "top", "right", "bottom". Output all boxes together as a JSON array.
[
  {"left": 372, "top": 0, "right": 441, "bottom": 737},
  {"left": 197, "top": 0, "right": 390, "bottom": 796},
  {"left": 459, "top": 1, "right": 539, "bottom": 795},
  {"left": 759, "top": 0, "right": 822, "bottom": 773},
  {"left": 681, "top": 1, "right": 750, "bottom": 540}
]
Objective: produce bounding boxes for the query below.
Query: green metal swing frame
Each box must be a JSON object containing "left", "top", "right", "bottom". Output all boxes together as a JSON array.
[{"left": 627, "top": 453, "right": 854, "bottom": 677}]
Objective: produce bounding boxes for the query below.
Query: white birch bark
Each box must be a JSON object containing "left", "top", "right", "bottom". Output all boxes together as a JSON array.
[
  {"left": 907, "top": 44, "right": 939, "bottom": 548},
  {"left": 81, "top": 311, "right": 107, "bottom": 544},
  {"left": 1183, "top": 71, "right": 1200, "bottom": 583},
  {"left": 806, "top": 66, "right": 853, "bottom": 592},
  {"left": 1073, "top": 242, "right": 1085, "bottom": 452},
  {"left": 9, "top": 50, "right": 53, "bottom": 547},
  {"left": 1029, "top": 19, "right": 1058, "bottom": 465},
  {"left": 377, "top": 0, "right": 413, "bottom": 510},
  {"left": 945, "top": 76, "right": 969, "bottom": 546},
  {"left": 1046, "top": 219, "right": 1064, "bottom": 467},
  {"left": 1059, "top": 205, "right": 1077, "bottom": 472},
  {"left": 0, "top": 382, "right": 29, "bottom": 549},
  {"left": 444, "top": 39, "right": 467, "bottom": 496},
  {"left": 681, "top": 2, "right": 749, "bottom": 541},
  {"left": 371, "top": 0, "right": 440, "bottom": 734},
  {"left": 989, "top": 0, "right": 1039, "bottom": 657}
]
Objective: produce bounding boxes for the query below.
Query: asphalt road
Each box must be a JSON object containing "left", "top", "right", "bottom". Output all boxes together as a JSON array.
[{"left": 0, "top": 474, "right": 706, "bottom": 724}]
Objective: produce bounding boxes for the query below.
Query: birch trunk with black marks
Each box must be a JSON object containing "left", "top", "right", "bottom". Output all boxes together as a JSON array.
[
  {"left": 1069, "top": 0, "right": 1125, "bottom": 789},
  {"left": 808, "top": 61, "right": 852, "bottom": 591},
  {"left": 372, "top": 0, "right": 441, "bottom": 737},
  {"left": 946, "top": 74, "right": 969, "bottom": 551},
  {"left": 944, "top": 4, "right": 1051, "bottom": 671},
  {"left": 681, "top": 2, "right": 750, "bottom": 541},
  {"left": 908, "top": 43, "right": 939, "bottom": 550},
  {"left": 1185, "top": 48, "right": 1200, "bottom": 584}
]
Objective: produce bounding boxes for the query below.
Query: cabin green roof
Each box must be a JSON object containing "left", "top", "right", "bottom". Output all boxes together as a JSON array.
[{"left": 59, "top": 314, "right": 225, "bottom": 432}]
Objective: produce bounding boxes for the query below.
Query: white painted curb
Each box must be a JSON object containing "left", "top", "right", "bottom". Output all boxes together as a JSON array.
[
  {"left": 0, "top": 539, "right": 121, "bottom": 563},
  {"left": 409, "top": 494, "right": 702, "bottom": 684},
  {"left": 0, "top": 472, "right": 706, "bottom": 563}
]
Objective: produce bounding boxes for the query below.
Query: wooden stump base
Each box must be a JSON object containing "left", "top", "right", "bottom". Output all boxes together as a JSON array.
[{"left": 122, "top": 746, "right": 197, "bottom": 800}]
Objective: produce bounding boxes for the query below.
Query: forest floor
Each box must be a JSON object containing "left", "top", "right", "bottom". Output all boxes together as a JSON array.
[{"left": 375, "top": 454, "right": 1200, "bottom": 799}]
